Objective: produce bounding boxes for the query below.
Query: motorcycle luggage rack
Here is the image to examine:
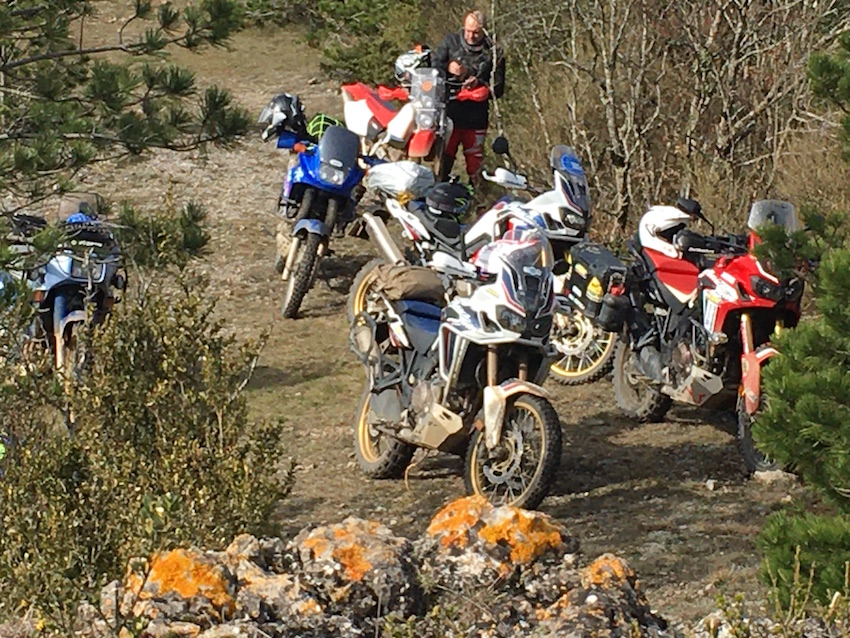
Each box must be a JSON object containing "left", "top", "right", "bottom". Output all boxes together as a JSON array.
[{"left": 349, "top": 311, "right": 403, "bottom": 390}]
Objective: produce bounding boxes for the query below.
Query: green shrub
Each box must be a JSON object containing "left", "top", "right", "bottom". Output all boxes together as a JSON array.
[
  {"left": 0, "top": 273, "right": 294, "bottom": 632},
  {"left": 758, "top": 511, "right": 850, "bottom": 608},
  {"left": 755, "top": 249, "right": 850, "bottom": 505}
]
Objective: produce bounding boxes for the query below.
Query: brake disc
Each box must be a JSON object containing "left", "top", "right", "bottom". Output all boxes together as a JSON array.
[{"left": 482, "top": 426, "right": 524, "bottom": 486}]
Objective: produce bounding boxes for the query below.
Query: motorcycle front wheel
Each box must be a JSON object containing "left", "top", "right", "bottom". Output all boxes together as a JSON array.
[
  {"left": 611, "top": 342, "right": 672, "bottom": 422},
  {"left": 281, "top": 233, "right": 323, "bottom": 319},
  {"left": 353, "top": 388, "right": 415, "bottom": 479},
  {"left": 549, "top": 308, "right": 617, "bottom": 386},
  {"left": 464, "top": 394, "right": 561, "bottom": 509}
]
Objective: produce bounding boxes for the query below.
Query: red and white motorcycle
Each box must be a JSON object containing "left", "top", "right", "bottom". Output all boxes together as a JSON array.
[
  {"left": 340, "top": 48, "right": 489, "bottom": 174},
  {"left": 566, "top": 198, "right": 805, "bottom": 471}
]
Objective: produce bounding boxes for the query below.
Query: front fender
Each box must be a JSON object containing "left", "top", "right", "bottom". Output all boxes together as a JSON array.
[
  {"left": 292, "top": 218, "right": 330, "bottom": 238},
  {"left": 483, "top": 380, "right": 550, "bottom": 449},
  {"left": 740, "top": 345, "right": 779, "bottom": 415}
]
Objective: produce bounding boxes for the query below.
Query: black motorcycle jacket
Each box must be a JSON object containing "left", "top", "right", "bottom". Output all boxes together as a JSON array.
[{"left": 433, "top": 31, "right": 506, "bottom": 130}]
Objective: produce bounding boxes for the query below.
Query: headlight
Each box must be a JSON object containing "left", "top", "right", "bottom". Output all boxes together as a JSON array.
[
  {"left": 319, "top": 164, "right": 347, "bottom": 185},
  {"left": 750, "top": 275, "right": 783, "bottom": 301},
  {"left": 416, "top": 111, "right": 435, "bottom": 130},
  {"left": 496, "top": 305, "right": 526, "bottom": 333},
  {"left": 70, "top": 258, "right": 105, "bottom": 281}
]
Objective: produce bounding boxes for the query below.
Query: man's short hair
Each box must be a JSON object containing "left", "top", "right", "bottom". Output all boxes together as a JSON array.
[{"left": 465, "top": 9, "right": 487, "bottom": 30}]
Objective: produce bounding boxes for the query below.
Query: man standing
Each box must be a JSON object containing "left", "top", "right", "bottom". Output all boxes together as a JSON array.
[{"left": 433, "top": 10, "right": 505, "bottom": 186}]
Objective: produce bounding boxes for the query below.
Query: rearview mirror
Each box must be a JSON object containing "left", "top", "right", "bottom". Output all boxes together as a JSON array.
[{"left": 491, "top": 136, "right": 509, "bottom": 156}]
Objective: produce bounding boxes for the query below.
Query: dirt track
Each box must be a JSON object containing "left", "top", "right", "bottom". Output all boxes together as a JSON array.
[{"left": 76, "top": 10, "right": 806, "bottom": 629}]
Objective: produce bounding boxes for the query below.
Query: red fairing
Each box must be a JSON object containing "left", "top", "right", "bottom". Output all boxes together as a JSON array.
[
  {"left": 341, "top": 82, "right": 398, "bottom": 128},
  {"left": 705, "top": 253, "right": 798, "bottom": 333},
  {"left": 407, "top": 130, "right": 436, "bottom": 157},
  {"left": 377, "top": 85, "right": 410, "bottom": 101},
  {"left": 643, "top": 248, "right": 700, "bottom": 298}
]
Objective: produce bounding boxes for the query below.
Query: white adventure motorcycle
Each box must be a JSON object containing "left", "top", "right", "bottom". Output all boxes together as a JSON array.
[{"left": 349, "top": 225, "right": 562, "bottom": 508}]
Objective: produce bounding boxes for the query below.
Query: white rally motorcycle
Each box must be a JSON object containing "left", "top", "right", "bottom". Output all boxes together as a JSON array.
[
  {"left": 349, "top": 226, "right": 562, "bottom": 508},
  {"left": 349, "top": 139, "right": 618, "bottom": 386}
]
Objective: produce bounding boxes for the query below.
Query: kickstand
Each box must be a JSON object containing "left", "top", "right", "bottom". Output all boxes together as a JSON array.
[{"left": 404, "top": 449, "right": 435, "bottom": 491}]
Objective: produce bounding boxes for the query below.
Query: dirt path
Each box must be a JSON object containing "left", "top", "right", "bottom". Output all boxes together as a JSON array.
[{"left": 75, "top": 10, "right": 805, "bottom": 629}]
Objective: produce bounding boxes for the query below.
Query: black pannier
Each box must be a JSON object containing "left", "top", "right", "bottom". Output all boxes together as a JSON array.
[{"left": 564, "top": 241, "right": 629, "bottom": 333}]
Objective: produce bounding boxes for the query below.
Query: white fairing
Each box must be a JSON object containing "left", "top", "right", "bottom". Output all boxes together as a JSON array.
[
  {"left": 638, "top": 205, "right": 692, "bottom": 258},
  {"left": 343, "top": 99, "right": 376, "bottom": 137},
  {"left": 386, "top": 103, "right": 415, "bottom": 143}
]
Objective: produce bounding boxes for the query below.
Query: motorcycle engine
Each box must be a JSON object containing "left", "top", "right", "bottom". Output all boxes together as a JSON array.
[
  {"left": 409, "top": 379, "right": 442, "bottom": 430},
  {"left": 665, "top": 327, "right": 708, "bottom": 386}
]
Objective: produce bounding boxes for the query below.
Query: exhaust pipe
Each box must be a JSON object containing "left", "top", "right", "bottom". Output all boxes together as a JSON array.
[{"left": 360, "top": 212, "right": 406, "bottom": 265}]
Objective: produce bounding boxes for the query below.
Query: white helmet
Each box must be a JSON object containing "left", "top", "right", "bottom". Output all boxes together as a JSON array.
[
  {"left": 638, "top": 205, "right": 693, "bottom": 258},
  {"left": 394, "top": 48, "right": 432, "bottom": 85}
]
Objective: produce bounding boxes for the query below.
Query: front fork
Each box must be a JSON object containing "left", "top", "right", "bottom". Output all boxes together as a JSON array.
[
  {"left": 481, "top": 346, "right": 549, "bottom": 449},
  {"left": 739, "top": 312, "right": 780, "bottom": 415}
]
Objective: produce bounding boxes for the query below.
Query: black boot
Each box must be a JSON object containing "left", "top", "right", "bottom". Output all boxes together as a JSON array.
[{"left": 438, "top": 155, "right": 455, "bottom": 183}]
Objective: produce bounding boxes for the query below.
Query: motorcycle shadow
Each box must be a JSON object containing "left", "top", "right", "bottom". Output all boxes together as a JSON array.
[
  {"left": 247, "top": 362, "right": 339, "bottom": 391},
  {"left": 552, "top": 406, "right": 748, "bottom": 499}
]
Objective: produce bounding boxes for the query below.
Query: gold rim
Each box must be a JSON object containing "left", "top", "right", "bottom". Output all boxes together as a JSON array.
[
  {"left": 355, "top": 393, "right": 383, "bottom": 464},
  {"left": 550, "top": 311, "right": 616, "bottom": 378},
  {"left": 468, "top": 398, "right": 547, "bottom": 506}
]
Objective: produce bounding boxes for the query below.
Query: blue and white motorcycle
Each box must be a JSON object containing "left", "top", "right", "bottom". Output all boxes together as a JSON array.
[
  {"left": 349, "top": 226, "right": 562, "bottom": 509},
  {"left": 1, "top": 208, "right": 124, "bottom": 380},
  {"left": 259, "top": 93, "right": 370, "bottom": 318}
]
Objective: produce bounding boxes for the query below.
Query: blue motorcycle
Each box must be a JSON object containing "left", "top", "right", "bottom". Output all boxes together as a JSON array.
[{"left": 260, "top": 94, "right": 370, "bottom": 318}]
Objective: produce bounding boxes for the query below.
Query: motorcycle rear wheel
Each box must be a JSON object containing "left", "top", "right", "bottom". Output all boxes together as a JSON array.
[
  {"left": 347, "top": 258, "right": 386, "bottom": 323},
  {"left": 611, "top": 341, "right": 671, "bottom": 422},
  {"left": 464, "top": 394, "right": 561, "bottom": 509},
  {"left": 281, "top": 232, "right": 323, "bottom": 319},
  {"left": 549, "top": 308, "right": 617, "bottom": 386},
  {"left": 353, "top": 388, "right": 415, "bottom": 479}
]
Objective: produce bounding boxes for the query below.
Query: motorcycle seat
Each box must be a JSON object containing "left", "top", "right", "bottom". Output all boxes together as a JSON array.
[{"left": 408, "top": 204, "right": 464, "bottom": 251}]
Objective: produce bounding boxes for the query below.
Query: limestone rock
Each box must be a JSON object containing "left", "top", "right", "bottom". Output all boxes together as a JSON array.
[
  {"left": 288, "top": 516, "right": 419, "bottom": 620},
  {"left": 416, "top": 495, "right": 578, "bottom": 594}
]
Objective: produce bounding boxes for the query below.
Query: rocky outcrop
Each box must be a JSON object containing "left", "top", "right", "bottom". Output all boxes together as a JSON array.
[{"left": 77, "top": 496, "right": 672, "bottom": 638}]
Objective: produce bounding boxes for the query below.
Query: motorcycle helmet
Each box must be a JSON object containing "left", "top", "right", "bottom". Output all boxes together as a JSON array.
[
  {"left": 258, "top": 92, "right": 308, "bottom": 141},
  {"left": 425, "top": 181, "right": 473, "bottom": 219},
  {"left": 394, "top": 47, "right": 432, "bottom": 85}
]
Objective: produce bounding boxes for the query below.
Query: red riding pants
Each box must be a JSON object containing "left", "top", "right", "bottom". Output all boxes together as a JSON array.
[{"left": 444, "top": 128, "right": 487, "bottom": 181}]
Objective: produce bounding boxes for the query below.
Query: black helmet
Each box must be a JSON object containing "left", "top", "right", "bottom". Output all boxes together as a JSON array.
[
  {"left": 258, "top": 92, "right": 308, "bottom": 141},
  {"left": 425, "top": 182, "right": 473, "bottom": 217}
]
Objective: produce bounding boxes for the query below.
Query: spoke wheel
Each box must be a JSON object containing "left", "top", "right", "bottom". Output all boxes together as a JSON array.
[
  {"left": 549, "top": 308, "right": 617, "bottom": 385},
  {"left": 611, "top": 342, "right": 671, "bottom": 422},
  {"left": 353, "top": 388, "right": 415, "bottom": 479},
  {"left": 464, "top": 394, "right": 561, "bottom": 509}
]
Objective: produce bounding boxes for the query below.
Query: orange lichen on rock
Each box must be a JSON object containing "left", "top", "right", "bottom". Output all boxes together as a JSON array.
[
  {"left": 128, "top": 549, "right": 234, "bottom": 614},
  {"left": 583, "top": 554, "right": 634, "bottom": 589},
  {"left": 335, "top": 543, "right": 372, "bottom": 582},
  {"left": 298, "top": 599, "right": 324, "bottom": 616},
  {"left": 303, "top": 526, "right": 374, "bottom": 582},
  {"left": 478, "top": 509, "right": 563, "bottom": 565},
  {"left": 426, "top": 495, "right": 490, "bottom": 548}
]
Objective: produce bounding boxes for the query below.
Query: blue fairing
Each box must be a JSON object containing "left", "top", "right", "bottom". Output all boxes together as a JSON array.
[
  {"left": 278, "top": 132, "right": 364, "bottom": 200},
  {"left": 276, "top": 131, "right": 299, "bottom": 149}
]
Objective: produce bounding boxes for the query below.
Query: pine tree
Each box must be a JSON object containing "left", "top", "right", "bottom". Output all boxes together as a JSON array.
[
  {"left": 753, "top": 37, "right": 850, "bottom": 607},
  {"left": 0, "top": 0, "right": 251, "bottom": 206}
]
